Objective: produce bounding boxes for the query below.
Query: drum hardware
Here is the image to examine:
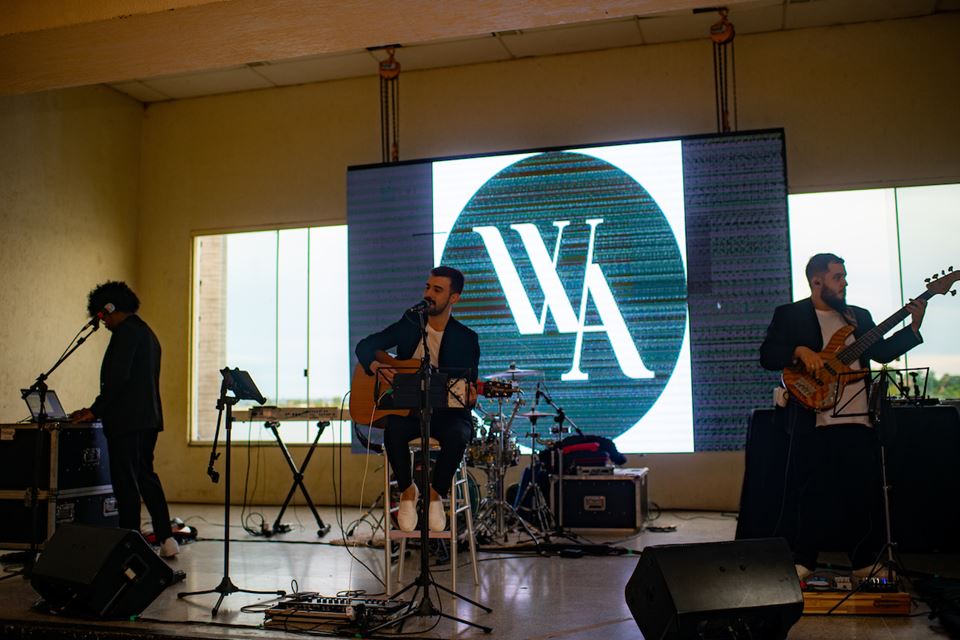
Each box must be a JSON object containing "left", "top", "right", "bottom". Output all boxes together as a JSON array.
[
  {"left": 467, "top": 381, "right": 539, "bottom": 544},
  {"left": 519, "top": 410, "right": 555, "bottom": 419},
  {"left": 484, "top": 363, "right": 542, "bottom": 381}
]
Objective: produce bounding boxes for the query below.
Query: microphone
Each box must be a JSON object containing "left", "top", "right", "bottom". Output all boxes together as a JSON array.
[
  {"left": 408, "top": 299, "right": 430, "bottom": 313},
  {"left": 84, "top": 303, "right": 116, "bottom": 329}
]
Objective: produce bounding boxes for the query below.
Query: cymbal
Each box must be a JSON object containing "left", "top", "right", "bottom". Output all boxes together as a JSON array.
[
  {"left": 519, "top": 410, "right": 555, "bottom": 419},
  {"left": 485, "top": 367, "right": 541, "bottom": 380}
]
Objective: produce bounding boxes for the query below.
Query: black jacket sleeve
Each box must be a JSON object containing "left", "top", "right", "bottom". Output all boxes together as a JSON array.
[
  {"left": 355, "top": 315, "right": 414, "bottom": 374},
  {"left": 759, "top": 304, "right": 802, "bottom": 371},
  {"left": 856, "top": 308, "right": 923, "bottom": 365}
]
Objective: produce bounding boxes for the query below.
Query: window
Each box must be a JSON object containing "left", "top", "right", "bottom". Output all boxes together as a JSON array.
[
  {"left": 191, "top": 226, "right": 351, "bottom": 443},
  {"left": 787, "top": 184, "right": 960, "bottom": 397}
]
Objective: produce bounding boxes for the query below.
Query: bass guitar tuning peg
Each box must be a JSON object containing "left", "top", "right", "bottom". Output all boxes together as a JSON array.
[
  {"left": 925, "top": 277, "right": 931, "bottom": 283},
  {"left": 951, "top": 290, "right": 957, "bottom": 297}
]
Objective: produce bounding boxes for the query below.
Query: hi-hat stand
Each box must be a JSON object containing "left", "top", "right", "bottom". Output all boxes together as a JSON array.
[
  {"left": 178, "top": 368, "right": 285, "bottom": 616},
  {"left": 372, "top": 307, "right": 492, "bottom": 634}
]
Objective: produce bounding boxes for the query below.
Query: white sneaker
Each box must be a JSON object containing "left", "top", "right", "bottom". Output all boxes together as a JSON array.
[
  {"left": 397, "top": 484, "right": 419, "bottom": 532},
  {"left": 159, "top": 537, "right": 180, "bottom": 558},
  {"left": 795, "top": 564, "right": 813, "bottom": 580},
  {"left": 428, "top": 493, "right": 446, "bottom": 532}
]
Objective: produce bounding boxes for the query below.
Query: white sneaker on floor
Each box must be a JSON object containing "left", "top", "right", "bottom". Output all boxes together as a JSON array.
[
  {"left": 397, "top": 484, "right": 419, "bottom": 532},
  {"left": 428, "top": 494, "right": 446, "bottom": 532},
  {"left": 795, "top": 564, "right": 813, "bottom": 580},
  {"left": 159, "top": 537, "right": 180, "bottom": 558}
]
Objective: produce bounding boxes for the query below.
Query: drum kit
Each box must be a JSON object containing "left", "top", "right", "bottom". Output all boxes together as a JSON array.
[{"left": 467, "top": 363, "right": 576, "bottom": 543}]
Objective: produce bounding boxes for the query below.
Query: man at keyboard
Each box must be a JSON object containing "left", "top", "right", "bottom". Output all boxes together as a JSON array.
[
  {"left": 355, "top": 266, "right": 480, "bottom": 532},
  {"left": 69, "top": 281, "right": 178, "bottom": 558}
]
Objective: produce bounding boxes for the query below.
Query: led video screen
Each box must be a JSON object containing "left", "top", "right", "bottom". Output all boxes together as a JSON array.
[{"left": 348, "top": 130, "right": 789, "bottom": 452}]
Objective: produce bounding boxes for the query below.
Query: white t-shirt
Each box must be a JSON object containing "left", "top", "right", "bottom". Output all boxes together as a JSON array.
[
  {"left": 815, "top": 309, "right": 871, "bottom": 427},
  {"left": 412, "top": 324, "right": 444, "bottom": 369}
]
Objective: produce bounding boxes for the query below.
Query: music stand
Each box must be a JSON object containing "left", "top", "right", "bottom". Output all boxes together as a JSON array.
[
  {"left": 177, "top": 367, "right": 285, "bottom": 616},
  {"left": 370, "top": 311, "right": 492, "bottom": 634},
  {"left": 827, "top": 367, "right": 910, "bottom": 605}
]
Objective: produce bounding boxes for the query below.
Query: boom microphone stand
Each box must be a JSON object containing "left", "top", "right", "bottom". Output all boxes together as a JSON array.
[
  {"left": 537, "top": 387, "right": 585, "bottom": 538},
  {"left": 178, "top": 368, "right": 285, "bottom": 616},
  {"left": 373, "top": 306, "right": 492, "bottom": 634},
  {"left": 5, "top": 320, "right": 101, "bottom": 582}
]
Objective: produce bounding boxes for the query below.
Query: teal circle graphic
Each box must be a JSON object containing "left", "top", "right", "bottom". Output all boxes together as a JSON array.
[{"left": 440, "top": 151, "right": 687, "bottom": 442}]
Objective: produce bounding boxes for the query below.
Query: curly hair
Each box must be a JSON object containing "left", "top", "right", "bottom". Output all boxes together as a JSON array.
[{"left": 87, "top": 281, "right": 140, "bottom": 317}]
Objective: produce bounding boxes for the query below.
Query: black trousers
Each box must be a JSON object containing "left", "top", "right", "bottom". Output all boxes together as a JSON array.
[
  {"left": 383, "top": 411, "right": 472, "bottom": 497},
  {"left": 790, "top": 423, "right": 884, "bottom": 570},
  {"left": 106, "top": 429, "right": 173, "bottom": 541}
]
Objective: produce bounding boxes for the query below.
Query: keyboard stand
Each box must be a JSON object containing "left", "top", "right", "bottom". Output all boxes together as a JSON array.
[{"left": 264, "top": 420, "right": 332, "bottom": 538}]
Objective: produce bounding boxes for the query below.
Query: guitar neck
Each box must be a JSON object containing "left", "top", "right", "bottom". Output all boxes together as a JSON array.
[{"left": 837, "top": 289, "right": 934, "bottom": 364}]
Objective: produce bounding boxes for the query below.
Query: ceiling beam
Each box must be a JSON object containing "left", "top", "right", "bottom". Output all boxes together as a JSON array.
[{"left": 0, "top": 0, "right": 735, "bottom": 96}]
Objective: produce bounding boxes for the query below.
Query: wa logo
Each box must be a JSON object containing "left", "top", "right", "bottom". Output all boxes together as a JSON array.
[
  {"left": 440, "top": 151, "right": 688, "bottom": 442},
  {"left": 473, "top": 218, "right": 654, "bottom": 382}
]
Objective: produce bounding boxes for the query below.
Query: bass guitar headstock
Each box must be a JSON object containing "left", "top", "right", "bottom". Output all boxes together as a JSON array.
[{"left": 925, "top": 266, "right": 959, "bottom": 297}]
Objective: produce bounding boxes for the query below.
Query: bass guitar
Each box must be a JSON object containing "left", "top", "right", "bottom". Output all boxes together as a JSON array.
[
  {"left": 350, "top": 355, "right": 516, "bottom": 426},
  {"left": 783, "top": 268, "right": 958, "bottom": 411}
]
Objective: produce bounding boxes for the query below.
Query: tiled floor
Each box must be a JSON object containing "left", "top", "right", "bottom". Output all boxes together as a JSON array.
[{"left": 0, "top": 504, "right": 957, "bottom": 639}]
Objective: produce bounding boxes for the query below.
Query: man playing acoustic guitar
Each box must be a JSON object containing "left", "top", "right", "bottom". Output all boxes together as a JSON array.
[
  {"left": 355, "top": 266, "right": 480, "bottom": 532},
  {"left": 760, "top": 253, "right": 926, "bottom": 580}
]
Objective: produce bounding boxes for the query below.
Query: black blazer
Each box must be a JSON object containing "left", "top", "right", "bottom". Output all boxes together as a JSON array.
[
  {"left": 91, "top": 314, "right": 163, "bottom": 436},
  {"left": 356, "top": 312, "right": 480, "bottom": 384},
  {"left": 760, "top": 298, "right": 921, "bottom": 373}
]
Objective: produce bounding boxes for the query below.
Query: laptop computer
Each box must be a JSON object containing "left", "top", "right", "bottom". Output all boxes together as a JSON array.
[{"left": 21, "top": 389, "right": 69, "bottom": 421}]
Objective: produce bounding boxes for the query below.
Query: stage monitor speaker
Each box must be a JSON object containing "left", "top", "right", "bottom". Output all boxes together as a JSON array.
[
  {"left": 624, "top": 538, "right": 802, "bottom": 640},
  {"left": 31, "top": 523, "right": 174, "bottom": 619}
]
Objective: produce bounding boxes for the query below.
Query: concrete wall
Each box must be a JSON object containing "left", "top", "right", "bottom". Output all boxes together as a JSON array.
[
  {"left": 0, "top": 86, "right": 142, "bottom": 421},
  {"left": 2, "top": 14, "right": 958, "bottom": 512}
]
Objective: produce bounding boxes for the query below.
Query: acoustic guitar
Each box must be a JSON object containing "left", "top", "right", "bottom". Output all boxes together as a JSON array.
[
  {"left": 349, "top": 354, "right": 516, "bottom": 426},
  {"left": 783, "top": 268, "right": 958, "bottom": 411}
]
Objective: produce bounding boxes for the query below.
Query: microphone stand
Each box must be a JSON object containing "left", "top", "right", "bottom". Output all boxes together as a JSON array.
[
  {"left": 4, "top": 322, "right": 101, "bottom": 582},
  {"left": 373, "top": 308, "right": 492, "bottom": 634},
  {"left": 178, "top": 369, "right": 285, "bottom": 616},
  {"left": 537, "top": 388, "right": 586, "bottom": 540}
]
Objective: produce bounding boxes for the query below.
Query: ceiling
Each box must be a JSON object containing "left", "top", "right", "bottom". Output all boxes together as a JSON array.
[{"left": 2, "top": 0, "right": 956, "bottom": 103}]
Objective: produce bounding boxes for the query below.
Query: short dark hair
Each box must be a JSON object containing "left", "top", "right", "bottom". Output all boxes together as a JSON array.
[
  {"left": 805, "top": 253, "right": 844, "bottom": 284},
  {"left": 87, "top": 281, "right": 140, "bottom": 316},
  {"left": 431, "top": 266, "right": 465, "bottom": 294}
]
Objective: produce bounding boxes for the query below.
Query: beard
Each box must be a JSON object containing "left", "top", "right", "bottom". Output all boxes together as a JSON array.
[
  {"left": 822, "top": 286, "right": 849, "bottom": 314},
  {"left": 426, "top": 298, "right": 446, "bottom": 316}
]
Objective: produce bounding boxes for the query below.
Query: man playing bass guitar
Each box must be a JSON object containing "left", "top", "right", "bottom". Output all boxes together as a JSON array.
[
  {"left": 759, "top": 253, "right": 926, "bottom": 580},
  {"left": 355, "top": 266, "right": 480, "bottom": 533}
]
